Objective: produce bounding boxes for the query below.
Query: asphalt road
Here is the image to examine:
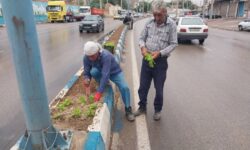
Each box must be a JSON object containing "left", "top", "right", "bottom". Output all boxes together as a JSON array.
[
  {"left": 0, "top": 18, "right": 122, "bottom": 149},
  {"left": 118, "top": 18, "right": 250, "bottom": 150}
]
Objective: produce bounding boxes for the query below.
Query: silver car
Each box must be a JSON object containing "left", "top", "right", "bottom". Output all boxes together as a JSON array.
[{"left": 238, "top": 19, "right": 250, "bottom": 31}]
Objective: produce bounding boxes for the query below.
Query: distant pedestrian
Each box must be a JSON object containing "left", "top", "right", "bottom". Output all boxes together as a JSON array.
[
  {"left": 83, "top": 41, "right": 135, "bottom": 121},
  {"left": 134, "top": 0, "right": 177, "bottom": 120},
  {"left": 123, "top": 12, "right": 133, "bottom": 30}
]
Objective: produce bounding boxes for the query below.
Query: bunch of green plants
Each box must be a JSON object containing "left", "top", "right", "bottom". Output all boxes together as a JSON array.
[
  {"left": 86, "top": 103, "right": 97, "bottom": 117},
  {"left": 103, "top": 41, "right": 115, "bottom": 54},
  {"left": 144, "top": 53, "right": 156, "bottom": 68},
  {"left": 58, "top": 98, "right": 72, "bottom": 111},
  {"left": 72, "top": 108, "right": 82, "bottom": 118},
  {"left": 79, "top": 96, "right": 86, "bottom": 105},
  {"left": 89, "top": 94, "right": 94, "bottom": 103}
]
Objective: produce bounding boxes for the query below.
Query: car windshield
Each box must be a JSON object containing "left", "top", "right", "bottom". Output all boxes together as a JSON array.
[
  {"left": 79, "top": 8, "right": 90, "bottom": 13},
  {"left": 181, "top": 18, "right": 204, "bottom": 25},
  {"left": 84, "top": 15, "right": 98, "bottom": 21}
]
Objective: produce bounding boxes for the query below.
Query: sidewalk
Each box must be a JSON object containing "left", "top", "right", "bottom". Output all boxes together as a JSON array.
[{"left": 206, "top": 18, "right": 245, "bottom": 31}]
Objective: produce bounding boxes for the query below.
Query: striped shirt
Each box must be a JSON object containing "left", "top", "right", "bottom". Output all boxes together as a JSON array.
[{"left": 139, "top": 17, "right": 178, "bottom": 57}]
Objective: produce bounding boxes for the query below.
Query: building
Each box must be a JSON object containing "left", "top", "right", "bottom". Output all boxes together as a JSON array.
[{"left": 208, "top": 0, "right": 250, "bottom": 18}]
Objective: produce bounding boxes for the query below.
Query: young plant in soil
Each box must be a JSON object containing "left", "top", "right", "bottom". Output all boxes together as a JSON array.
[
  {"left": 89, "top": 94, "right": 94, "bottom": 103},
  {"left": 86, "top": 103, "right": 97, "bottom": 117},
  {"left": 72, "top": 108, "right": 82, "bottom": 118},
  {"left": 58, "top": 98, "right": 72, "bottom": 111},
  {"left": 79, "top": 96, "right": 86, "bottom": 105}
]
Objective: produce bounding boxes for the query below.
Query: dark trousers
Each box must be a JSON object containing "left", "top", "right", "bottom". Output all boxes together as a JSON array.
[{"left": 138, "top": 57, "right": 168, "bottom": 112}]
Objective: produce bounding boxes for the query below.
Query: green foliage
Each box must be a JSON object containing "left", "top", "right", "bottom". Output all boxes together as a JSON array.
[
  {"left": 57, "top": 98, "right": 72, "bottom": 111},
  {"left": 63, "top": 98, "right": 72, "bottom": 106},
  {"left": 72, "top": 108, "right": 82, "bottom": 118},
  {"left": 58, "top": 103, "right": 65, "bottom": 111},
  {"left": 86, "top": 109, "right": 95, "bottom": 117},
  {"left": 89, "top": 103, "right": 97, "bottom": 110},
  {"left": 86, "top": 103, "right": 97, "bottom": 117},
  {"left": 89, "top": 95, "right": 94, "bottom": 103},
  {"left": 144, "top": 53, "right": 155, "bottom": 68},
  {"left": 103, "top": 41, "right": 115, "bottom": 54},
  {"left": 79, "top": 96, "right": 86, "bottom": 105}
]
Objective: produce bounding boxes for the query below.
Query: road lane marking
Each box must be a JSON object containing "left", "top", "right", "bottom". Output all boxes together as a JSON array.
[{"left": 130, "top": 29, "right": 151, "bottom": 150}]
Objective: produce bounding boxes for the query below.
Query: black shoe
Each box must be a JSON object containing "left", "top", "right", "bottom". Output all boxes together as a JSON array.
[
  {"left": 125, "top": 107, "right": 135, "bottom": 122},
  {"left": 134, "top": 106, "right": 146, "bottom": 116},
  {"left": 153, "top": 111, "right": 161, "bottom": 121}
]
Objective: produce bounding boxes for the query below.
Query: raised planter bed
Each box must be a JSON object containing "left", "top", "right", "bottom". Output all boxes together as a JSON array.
[{"left": 48, "top": 24, "right": 126, "bottom": 149}]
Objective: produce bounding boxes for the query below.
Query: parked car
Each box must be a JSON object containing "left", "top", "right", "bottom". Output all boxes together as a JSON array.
[
  {"left": 177, "top": 17, "right": 208, "bottom": 45},
  {"left": 79, "top": 15, "right": 104, "bottom": 33},
  {"left": 238, "top": 19, "right": 250, "bottom": 31}
]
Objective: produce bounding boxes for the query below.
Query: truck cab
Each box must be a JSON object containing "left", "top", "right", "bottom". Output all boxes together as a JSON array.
[{"left": 46, "top": 0, "right": 74, "bottom": 22}]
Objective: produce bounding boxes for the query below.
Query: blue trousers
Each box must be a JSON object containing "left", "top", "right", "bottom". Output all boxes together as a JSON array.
[
  {"left": 90, "top": 68, "right": 130, "bottom": 108},
  {"left": 138, "top": 57, "right": 168, "bottom": 112}
]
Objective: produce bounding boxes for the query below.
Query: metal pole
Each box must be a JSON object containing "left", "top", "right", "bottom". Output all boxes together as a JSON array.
[
  {"left": 1, "top": 0, "right": 72, "bottom": 149},
  {"left": 210, "top": 0, "right": 214, "bottom": 19},
  {"left": 100, "top": 0, "right": 103, "bottom": 9},
  {"left": 176, "top": 0, "right": 179, "bottom": 17}
]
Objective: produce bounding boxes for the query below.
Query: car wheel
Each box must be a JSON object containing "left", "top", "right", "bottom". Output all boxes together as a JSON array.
[
  {"left": 87, "top": 31, "right": 90, "bottom": 33},
  {"left": 102, "top": 25, "right": 104, "bottom": 31},
  {"left": 97, "top": 26, "right": 101, "bottom": 33},
  {"left": 177, "top": 38, "right": 181, "bottom": 43},
  {"left": 239, "top": 25, "right": 243, "bottom": 31},
  {"left": 79, "top": 29, "right": 83, "bottom": 33},
  {"left": 199, "top": 39, "right": 205, "bottom": 45}
]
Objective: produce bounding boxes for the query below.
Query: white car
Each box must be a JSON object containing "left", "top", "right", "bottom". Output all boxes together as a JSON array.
[
  {"left": 238, "top": 19, "right": 250, "bottom": 31},
  {"left": 177, "top": 17, "right": 208, "bottom": 45}
]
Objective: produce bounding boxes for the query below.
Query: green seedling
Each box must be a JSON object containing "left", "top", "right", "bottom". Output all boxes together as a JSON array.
[
  {"left": 144, "top": 53, "right": 155, "bottom": 68},
  {"left": 89, "top": 103, "right": 97, "bottom": 110},
  {"left": 89, "top": 95, "right": 94, "bottom": 103},
  {"left": 72, "top": 108, "right": 82, "bottom": 118},
  {"left": 57, "top": 98, "right": 72, "bottom": 111},
  {"left": 58, "top": 103, "right": 65, "bottom": 111},
  {"left": 86, "top": 108, "right": 95, "bottom": 117},
  {"left": 79, "top": 96, "right": 86, "bottom": 105},
  {"left": 63, "top": 98, "right": 72, "bottom": 106}
]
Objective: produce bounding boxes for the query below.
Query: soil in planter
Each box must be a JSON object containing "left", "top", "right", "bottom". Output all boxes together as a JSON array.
[
  {"left": 50, "top": 75, "right": 101, "bottom": 131},
  {"left": 106, "top": 25, "right": 125, "bottom": 47}
]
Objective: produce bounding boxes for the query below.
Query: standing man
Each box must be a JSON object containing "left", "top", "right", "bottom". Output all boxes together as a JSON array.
[
  {"left": 83, "top": 41, "right": 135, "bottom": 121},
  {"left": 123, "top": 12, "right": 133, "bottom": 30},
  {"left": 134, "top": 0, "right": 177, "bottom": 120}
]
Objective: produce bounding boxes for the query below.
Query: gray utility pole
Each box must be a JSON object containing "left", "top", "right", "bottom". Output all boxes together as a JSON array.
[
  {"left": 176, "top": 0, "right": 179, "bottom": 17},
  {"left": 1, "top": 0, "right": 72, "bottom": 149},
  {"left": 121, "top": 0, "right": 123, "bottom": 8},
  {"left": 183, "top": 0, "right": 185, "bottom": 10},
  {"left": 100, "top": 0, "right": 103, "bottom": 9},
  {"left": 210, "top": 0, "right": 214, "bottom": 19}
]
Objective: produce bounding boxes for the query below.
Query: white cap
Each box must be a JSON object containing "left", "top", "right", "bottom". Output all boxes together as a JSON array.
[{"left": 84, "top": 41, "right": 102, "bottom": 56}]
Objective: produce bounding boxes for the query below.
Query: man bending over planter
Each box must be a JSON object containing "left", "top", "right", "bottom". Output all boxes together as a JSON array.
[{"left": 82, "top": 41, "right": 135, "bottom": 122}]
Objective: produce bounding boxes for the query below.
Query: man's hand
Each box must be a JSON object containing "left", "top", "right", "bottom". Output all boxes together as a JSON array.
[
  {"left": 94, "top": 92, "right": 102, "bottom": 102},
  {"left": 141, "top": 47, "right": 149, "bottom": 57},
  {"left": 151, "top": 51, "right": 161, "bottom": 59}
]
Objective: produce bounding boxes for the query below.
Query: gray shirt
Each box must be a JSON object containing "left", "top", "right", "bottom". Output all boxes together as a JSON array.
[{"left": 139, "top": 17, "right": 178, "bottom": 57}]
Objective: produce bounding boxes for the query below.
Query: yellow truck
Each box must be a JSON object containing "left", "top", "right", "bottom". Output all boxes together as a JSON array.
[{"left": 46, "top": 0, "right": 74, "bottom": 23}]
